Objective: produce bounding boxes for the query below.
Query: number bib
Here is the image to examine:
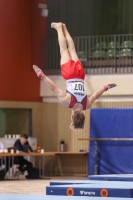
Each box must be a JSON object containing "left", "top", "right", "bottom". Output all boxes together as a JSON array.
[{"left": 72, "top": 82, "right": 85, "bottom": 94}]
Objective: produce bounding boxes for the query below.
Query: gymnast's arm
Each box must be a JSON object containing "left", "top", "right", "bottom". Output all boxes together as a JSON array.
[
  {"left": 86, "top": 83, "right": 117, "bottom": 109},
  {"left": 86, "top": 87, "right": 105, "bottom": 109},
  {"left": 33, "top": 65, "right": 65, "bottom": 99},
  {"left": 42, "top": 76, "right": 65, "bottom": 98}
]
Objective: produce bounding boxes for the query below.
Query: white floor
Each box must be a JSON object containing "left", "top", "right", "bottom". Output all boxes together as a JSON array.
[{"left": 0, "top": 177, "right": 88, "bottom": 194}]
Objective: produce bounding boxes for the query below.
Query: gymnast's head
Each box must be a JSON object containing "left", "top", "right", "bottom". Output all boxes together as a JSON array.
[{"left": 69, "top": 111, "right": 85, "bottom": 130}]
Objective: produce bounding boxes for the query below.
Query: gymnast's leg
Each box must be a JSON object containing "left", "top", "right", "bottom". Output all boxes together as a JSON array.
[
  {"left": 62, "top": 23, "right": 79, "bottom": 62},
  {"left": 51, "top": 22, "right": 71, "bottom": 65}
]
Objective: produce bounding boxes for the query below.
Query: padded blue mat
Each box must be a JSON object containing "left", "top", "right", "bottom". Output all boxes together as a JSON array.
[
  {"left": 89, "top": 174, "right": 133, "bottom": 181},
  {"left": 47, "top": 183, "right": 133, "bottom": 198},
  {"left": 50, "top": 180, "right": 99, "bottom": 185},
  {"left": 0, "top": 194, "right": 133, "bottom": 200},
  {"left": 50, "top": 180, "right": 133, "bottom": 185},
  {"left": 89, "top": 108, "right": 133, "bottom": 175}
]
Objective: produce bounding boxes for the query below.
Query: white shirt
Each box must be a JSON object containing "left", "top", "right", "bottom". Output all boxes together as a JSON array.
[
  {"left": 0, "top": 141, "right": 4, "bottom": 153},
  {"left": 66, "top": 78, "right": 86, "bottom": 103}
]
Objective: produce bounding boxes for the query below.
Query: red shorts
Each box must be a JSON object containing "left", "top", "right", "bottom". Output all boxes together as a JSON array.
[{"left": 61, "top": 60, "right": 85, "bottom": 80}]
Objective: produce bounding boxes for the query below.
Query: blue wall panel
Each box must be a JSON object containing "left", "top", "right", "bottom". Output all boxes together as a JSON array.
[{"left": 89, "top": 108, "right": 133, "bottom": 175}]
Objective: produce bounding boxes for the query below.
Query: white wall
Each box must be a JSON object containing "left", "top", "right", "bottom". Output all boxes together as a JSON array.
[{"left": 40, "top": 74, "right": 133, "bottom": 102}]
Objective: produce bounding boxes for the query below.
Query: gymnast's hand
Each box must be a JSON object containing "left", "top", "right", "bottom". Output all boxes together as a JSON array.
[{"left": 33, "top": 65, "right": 45, "bottom": 79}]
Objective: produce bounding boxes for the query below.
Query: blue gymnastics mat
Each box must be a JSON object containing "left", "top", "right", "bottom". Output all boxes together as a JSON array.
[
  {"left": 50, "top": 180, "right": 133, "bottom": 186},
  {"left": 50, "top": 180, "right": 100, "bottom": 185},
  {"left": 89, "top": 108, "right": 133, "bottom": 175},
  {"left": 46, "top": 182, "right": 133, "bottom": 198},
  {"left": 0, "top": 194, "right": 133, "bottom": 200},
  {"left": 89, "top": 174, "right": 133, "bottom": 181}
]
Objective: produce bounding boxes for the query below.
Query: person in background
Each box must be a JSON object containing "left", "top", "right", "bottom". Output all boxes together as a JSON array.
[
  {"left": 14, "top": 134, "right": 33, "bottom": 178},
  {"left": 14, "top": 134, "right": 33, "bottom": 153}
]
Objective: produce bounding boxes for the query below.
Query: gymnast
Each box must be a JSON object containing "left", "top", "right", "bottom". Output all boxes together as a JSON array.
[{"left": 33, "top": 22, "right": 117, "bottom": 130}]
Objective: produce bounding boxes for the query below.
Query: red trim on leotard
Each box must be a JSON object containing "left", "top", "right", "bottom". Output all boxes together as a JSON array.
[
  {"left": 67, "top": 90, "right": 87, "bottom": 110},
  {"left": 69, "top": 95, "right": 77, "bottom": 109},
  {"left": 81, "top": 96, "right": 87, "bottom": 110}
]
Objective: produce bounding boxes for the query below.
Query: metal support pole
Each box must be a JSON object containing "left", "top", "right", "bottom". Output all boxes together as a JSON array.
[
  {"left": 39, "top": 157, "right": 41, "bottom": 178},
  {"left": 94, "top": 141, "right": 98, "bottom": 175},
  {"left": 42, "top": 155, "right": 44, "bottom": 178}
]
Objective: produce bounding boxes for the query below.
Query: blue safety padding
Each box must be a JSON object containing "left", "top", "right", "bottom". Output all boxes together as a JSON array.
[
  {"left": 50, "top": 180, "right": 133, "bottom": 185},
  {"left": 89, "top": 174, "right": 133, "bottom": 181},
  {"left": 0, "top": 194, "right": 133, "bottom": 200},
  {"left": 46, "top": 183, "right": 133, "bottom": 197},
  {"left": 50, "top": 180, "right": 99, "bottom": 185},
  {"left": 88, "top": 108, "right": 133, "bottom": 175}
]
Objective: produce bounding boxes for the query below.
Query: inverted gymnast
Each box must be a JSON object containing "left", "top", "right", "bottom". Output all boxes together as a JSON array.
[{"left": 33, "top": 22, "right": 117, "bottom": 130}]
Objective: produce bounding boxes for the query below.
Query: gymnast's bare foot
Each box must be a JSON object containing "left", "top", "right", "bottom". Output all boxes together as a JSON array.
[
  {"left": 62, "top": 23, "right": 66, "bottom": 28},
  {"left": 62, "top": 23, "right": 67, "bottom": 35},
  {"left": 51, "top": 22, "right": 62, "bottom": 30}
]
